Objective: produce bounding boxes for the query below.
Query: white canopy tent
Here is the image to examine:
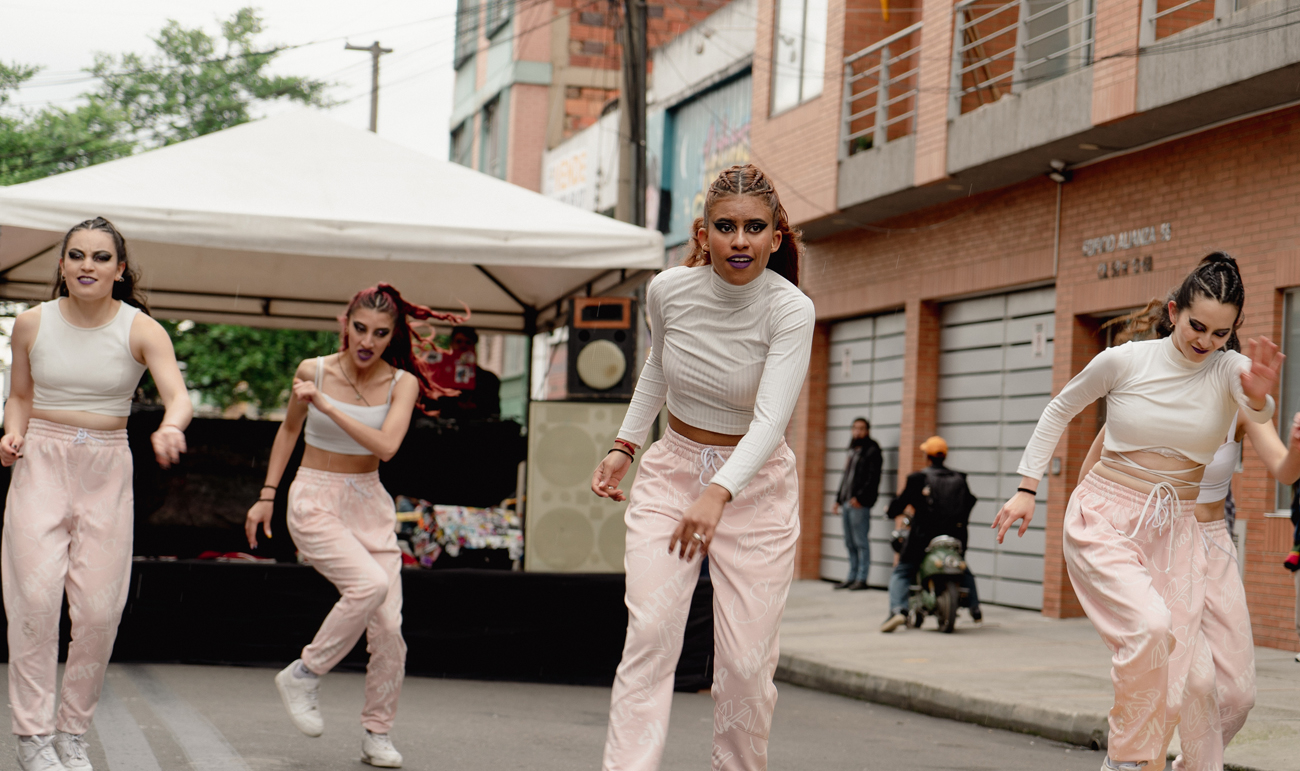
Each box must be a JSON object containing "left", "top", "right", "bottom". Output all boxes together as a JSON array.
[{"left": 0, "top": 111, "right": 663, "bottom": 334}]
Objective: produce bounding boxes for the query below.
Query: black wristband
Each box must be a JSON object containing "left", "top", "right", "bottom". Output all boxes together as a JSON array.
[
  {"left": 608, "top": 447, "right": 634, "bottom": 461},
  {"left": 257, "top": 498, "right": 275, "bottom": 503},
  {"left": 262, "top": 484, "right": 277, "bottom": 491},
  {"left": 1016, "top": 487, "right": 1037, "bottom": 497}
]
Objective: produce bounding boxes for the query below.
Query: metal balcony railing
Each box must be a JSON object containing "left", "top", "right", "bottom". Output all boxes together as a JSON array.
[
  {"left": 1140, "top": 0, "right": 1232, "bottom": 43},
  {"left": 949, "top": 0, "right": 1095, "bottom": 117},
  {"left": 840, "top": 21, "right": 924, "bottom": 158}
]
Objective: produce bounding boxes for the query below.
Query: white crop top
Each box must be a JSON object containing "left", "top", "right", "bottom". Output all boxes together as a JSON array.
[
  {"left": 1018, "top": 336, "right": 1273, "bottom": 482},
  {"left": 1196, "top": 412, "right": 1240, "bottom": 504},
  {"left": 29, "top": 299, "right": 146, "bottom": 418},
  {"left": 303, "top": 357, "right": 403, "bottom": 456},
  {"left": 615, "top": 266, "right": 816, "bottom": 497}
]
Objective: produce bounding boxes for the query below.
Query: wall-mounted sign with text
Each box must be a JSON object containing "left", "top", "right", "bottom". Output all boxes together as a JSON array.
[{"left": 1085, "top": 222, "right": 1171, "bottom": 280}]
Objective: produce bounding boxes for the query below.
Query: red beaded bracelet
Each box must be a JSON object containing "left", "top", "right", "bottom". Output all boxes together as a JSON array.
[{"left": 613, "top": 438, "right": 637, "bottom": 455}]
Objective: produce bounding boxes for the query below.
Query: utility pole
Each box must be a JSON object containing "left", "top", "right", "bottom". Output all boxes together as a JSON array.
[
  {"left": 345, "top": 41, "right": 393, "bottom": 133},
  {"left": 617, "top": 0, "right": 647, "bottom": 227}
]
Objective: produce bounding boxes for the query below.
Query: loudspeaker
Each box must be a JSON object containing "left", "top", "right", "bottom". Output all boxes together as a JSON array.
[
  {"left": 524, "top": 401, "right": 638, "bottom": 573},
  {"left": 566, "top": 297, "right": 637, "bottom": 401}
]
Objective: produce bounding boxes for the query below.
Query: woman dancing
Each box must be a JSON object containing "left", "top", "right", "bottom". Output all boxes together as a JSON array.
[
  {"left": 994, "top": 253, "right": 1281, "bottom": 771},
  {"left": 591, "top": 164, "right": 815, "bottom": 771},
  {"left": 1, "top": 217, "right": 192, "bottom": 771},
  {"left": 1079, "top": 298, "right": 1300, "bottom": 770},
  {"left": 245, "top": 284, "right": 462, "bottom": 769}
]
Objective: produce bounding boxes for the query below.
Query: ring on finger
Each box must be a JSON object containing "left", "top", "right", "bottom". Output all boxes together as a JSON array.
[{"left": 692, "top": 532, "right": 706, "bottom": 543}]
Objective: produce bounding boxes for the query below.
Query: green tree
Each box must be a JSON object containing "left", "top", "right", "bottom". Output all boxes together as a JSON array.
[
  {"left": 89, "top": 8, "right": 330, "bottom": 147},
  {"left": 165, "top": 321, "right": 339, "bottom": 411},
  {"left": 0, "top": 8, "right": 330, "bottom": 184}
]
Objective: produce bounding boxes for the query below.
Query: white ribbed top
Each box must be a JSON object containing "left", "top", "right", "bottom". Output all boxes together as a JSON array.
[
  {"left": 1018, "top": 336, "right": 1273, "bottom": 482},
  {"left": 30, "top": 299, "right": 146, "bottom": 417},
  {"left": 616, "top": 265, "right": 815, "bottom": 497}
]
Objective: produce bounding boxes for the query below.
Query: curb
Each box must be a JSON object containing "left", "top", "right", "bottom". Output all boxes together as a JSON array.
[
  {"left": 775, "top": 653, "right": 1108, "bottom": 750},
  {"left": 775, "top": 654, "right": 1270, "bottom": 771}
]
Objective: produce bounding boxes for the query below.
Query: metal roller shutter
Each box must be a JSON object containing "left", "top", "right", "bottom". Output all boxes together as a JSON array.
[
  {"left": 936, "top": 287, "right": 1055, "bottom": 609},
  {"left": 822, "top": 311, "right": 906, "bottom": 586}
]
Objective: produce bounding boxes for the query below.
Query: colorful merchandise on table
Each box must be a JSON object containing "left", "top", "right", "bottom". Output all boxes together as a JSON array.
[{"left": 394, "top": 496, "right": 522, "bottom": 567}]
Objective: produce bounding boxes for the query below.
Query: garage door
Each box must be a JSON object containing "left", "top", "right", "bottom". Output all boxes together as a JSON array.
[
  {"left": 936, "top": 287, "right": 1055, "bottom": 609},
  {"left": 821, "top": 311, "right": 906, "bottom": 587}
]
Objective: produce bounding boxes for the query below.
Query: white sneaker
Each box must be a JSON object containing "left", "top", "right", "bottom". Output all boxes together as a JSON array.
[
  {"left": 1102, "top": 758, "right": 1148, "bottom": 771},
  {"left": 275, "top": 660, "right": 324, "bottom": 737},
  {"left": 17, "top": 735, "right": 67, "bottom": 771},
  {"left": 361, "top": 732, "right": 403, "bottom": 768},
  {"left": 52, "top": 734, "right": 90, "bottom": 770}
]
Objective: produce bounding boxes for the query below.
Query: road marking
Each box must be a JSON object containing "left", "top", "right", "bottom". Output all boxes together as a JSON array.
[
  {"left": 123, "top": 665, "right": 251, "bottom": 770},
  {"left": 93, "top": 681, "right": 163, "bottom": 771}
]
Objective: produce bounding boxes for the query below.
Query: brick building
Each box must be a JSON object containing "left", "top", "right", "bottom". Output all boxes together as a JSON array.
[
  {"left": 449, "top": 0, "right": 732, "bottom": 189},
  {"left": 742, "top": 0, "right": 1300, "bottom": 650}
]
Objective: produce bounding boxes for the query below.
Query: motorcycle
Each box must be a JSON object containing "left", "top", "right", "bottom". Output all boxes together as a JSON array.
[{"left": 904, "top": 534, "right": 967, "bottom": 633}]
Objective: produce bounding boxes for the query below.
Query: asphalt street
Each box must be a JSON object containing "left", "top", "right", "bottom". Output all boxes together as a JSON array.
[{"left": 0, "top": 664, "right": 1106, "bottom": 770}]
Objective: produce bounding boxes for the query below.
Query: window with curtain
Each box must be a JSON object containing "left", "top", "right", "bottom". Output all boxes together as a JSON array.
[{"left": 771, "top": 0, "right": 828, "bottom": 113}]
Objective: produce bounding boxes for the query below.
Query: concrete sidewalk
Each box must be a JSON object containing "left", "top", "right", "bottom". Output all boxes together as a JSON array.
[{"left": 775, "top": 580, "right": 1299, "bottom": 771}]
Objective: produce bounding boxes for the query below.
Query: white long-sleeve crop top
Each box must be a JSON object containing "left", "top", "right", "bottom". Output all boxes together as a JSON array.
[
  {"left": 1018, "top": 336, "right": 1273, "bottom": 482},
  {"left": 616, "top": 265, "right": 816, "bottom": 497}
]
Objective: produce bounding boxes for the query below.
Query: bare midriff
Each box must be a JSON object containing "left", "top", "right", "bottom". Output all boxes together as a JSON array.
[
  {"left": 1091, "top": 449, "right": 1204, "bottom": 501},
  {"left": 300, "top": 445, "right": 381, "bottom": 474},
  {"left": 668, "top": 412, "right": 743, "bottom": 447},
  {"left": 31, "top": 408, "right": 128, "bottom": 432},
  {"left": 1193, "top": 500, "right": 1226, "bottom": 523}
]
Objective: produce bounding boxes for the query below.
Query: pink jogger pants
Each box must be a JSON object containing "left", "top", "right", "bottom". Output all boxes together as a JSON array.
[
  {"left": 2, "top": 419, "right": 134, "bottom": 737},
  {"left": 1064, "top": 473, "right": 1215, "bottom": 770},
  {"left": 1174, "top": 519, "right": 1255, "bottom": 771},
  {"left": 288, "top": 468, "right": 405, "bottom": 734},
  {"left": 602, "top": 428, "right": 800, "bottom": 771}
]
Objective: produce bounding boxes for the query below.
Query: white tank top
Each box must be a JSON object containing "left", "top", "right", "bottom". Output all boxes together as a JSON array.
[
  {"left": 30, "top": 299, "right": 146, "bottom": 418},
  {"left": 303, "top": 357, "right": 403, "bottom": 456},
  {"left": 1196, "top": 412, "right": 1240, "bottom": 504}
]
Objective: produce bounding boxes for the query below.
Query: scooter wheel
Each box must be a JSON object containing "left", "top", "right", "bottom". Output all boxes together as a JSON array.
[
  {"left": 906, "top": 608, "right": 924, "bottom": 628},
  {"left": 936, "top": 582, "right": 960, "bottom": 633}
]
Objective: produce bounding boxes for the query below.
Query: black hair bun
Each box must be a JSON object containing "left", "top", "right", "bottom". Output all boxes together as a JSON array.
[{"left": 1199, "top": 251, "right": 1240, "bottom": 273}]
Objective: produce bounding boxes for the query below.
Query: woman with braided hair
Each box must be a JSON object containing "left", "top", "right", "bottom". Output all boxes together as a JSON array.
[
  {"left": 245, "top": 283, "right": 464, "bottom": 768},
  {"left": 994, "top": 253, "right": 1284, "bottom": 771},
  {"left": 1079, "top": 291, "right": 1300, "bottom": 771},
  {"left": 591, "top": 164, "right": 814, "bottom": 770}
]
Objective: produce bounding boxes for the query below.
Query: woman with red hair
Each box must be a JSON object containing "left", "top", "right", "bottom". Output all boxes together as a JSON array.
[{"left": 245, "top": 284, "right": 462, "bottom": 769}]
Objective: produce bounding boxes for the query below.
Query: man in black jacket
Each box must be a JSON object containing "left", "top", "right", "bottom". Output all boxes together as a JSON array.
[
  {"left": 880, "top": 436, "right": 981, "bottom": 632},
  {"left": 833, "top": 418, "right": 882, "bottom": 590}
]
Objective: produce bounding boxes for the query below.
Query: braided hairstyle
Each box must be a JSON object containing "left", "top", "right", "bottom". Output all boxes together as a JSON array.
[
  {"left": 683, "top": 163, "right": 804, "bottom": 286},
  {"left": 340, "top": 283, "right": 469, "bottom": 403},
  {"left": 1169, "top": 251, "right": 1245, "bottom": 351},
  {"left": 52, "top": 217, "right": 150, "bottom": 314}
]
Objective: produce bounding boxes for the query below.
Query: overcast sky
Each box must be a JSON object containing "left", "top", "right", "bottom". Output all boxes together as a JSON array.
[{"left": 2, "top": 0, "right": 458, "bottom": 158}]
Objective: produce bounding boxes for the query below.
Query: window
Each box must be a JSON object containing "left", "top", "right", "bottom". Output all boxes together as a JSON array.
[
  {"left": 454, "top": 0, "right": 479, "bottom": 68},
  {"left": 481, "top": 98, "right": 504, "bottom": 179},
  {"left": 451, "top": 120, "right": 474, "bottom": 167},
  {"left": 486, "top": 0, "right": 512, "bottom": 38},
  {"left": 1279, "top": 289, "right": 1300, "bottom": 510},
  {"left": 771, "top": 0, "right": 828, "bottom": 113}
]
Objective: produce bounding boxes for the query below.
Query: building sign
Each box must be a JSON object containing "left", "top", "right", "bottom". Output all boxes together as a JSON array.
[
  {"left": 1084, "top": 222, "right": 1171, "bottom": 280},
  {"left": 665, "top": 74, "right": 752, "bottom": 245},
  {"left": 1082, "top": 222, "right": 1172, "bottom": 257},
  {"left": 541, "top": 111, "right": 621, "bottom": 214}
]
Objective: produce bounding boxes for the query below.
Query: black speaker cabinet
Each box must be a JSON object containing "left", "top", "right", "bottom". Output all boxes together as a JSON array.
[{"left": 565, "top": 297, "right": 637, "bottom": 401}]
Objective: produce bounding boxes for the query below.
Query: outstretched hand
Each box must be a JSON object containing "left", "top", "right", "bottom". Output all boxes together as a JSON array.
[
  {"left": 1241, "top": 336, "right": 1284, "bottom": 405},
  {"left": 991, "top": 491, "right": 1035, "bottom": 544}
]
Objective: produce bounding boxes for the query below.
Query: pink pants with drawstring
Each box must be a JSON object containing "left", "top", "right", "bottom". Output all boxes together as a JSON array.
[
  {"left": 602, "top": 428, "right": 800, "bottom": 771},
  {"left": 288, "top": 468, "right": 405, "bottom": 734},
  {"left": 1173, "top": 519, "right": 1255, "bottom": 771},
  {"left": 1064, "top": 473, "right": 1216, "bottom": 771},
  {"left": 2, "top": 419, "right": 134, "bottom": 737}
]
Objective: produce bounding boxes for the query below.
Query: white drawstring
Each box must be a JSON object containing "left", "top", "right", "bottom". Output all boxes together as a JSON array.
[
  {"left": 345, "top": 478, "right": 373, "bottom": 498},
  {"left": 699, "top": 448, "right": 723, "bottom": 486},
  {"left": 1125, "top": 481, "right": 1178, "bottom": 539},
  {"left": 72, "top": 428, "right": 104, "bottom": 446}
]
